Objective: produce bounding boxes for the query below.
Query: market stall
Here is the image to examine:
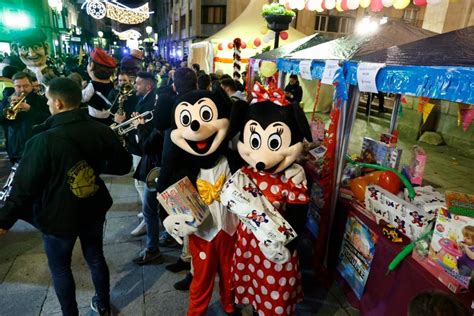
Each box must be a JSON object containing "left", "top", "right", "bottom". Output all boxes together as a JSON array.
[{"left": 188, "top": 0, "right": 305, "bottom": 74}]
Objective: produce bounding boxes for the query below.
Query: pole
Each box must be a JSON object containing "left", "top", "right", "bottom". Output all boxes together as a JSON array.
[
  {"left": 274, "top": 31, "right": 280, "bottom": 49},
  {"left": 390, "top": 94, "right": 401, "bottom": 133}
]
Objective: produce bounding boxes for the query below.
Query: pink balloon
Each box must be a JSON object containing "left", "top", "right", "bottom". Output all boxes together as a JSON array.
[
  {"left": 280, "top": 31, "right": 289, "bottom": 40},
  {"left": 228, "top": 43, "right": 234, "bottom": 49},
  {"left": 341, "top": 0, "right": 349, "bottom": 10},
  {"left": 217, "top": 43, "right": 223, "bottom": 51},
  {"left": 370, "top": 0, "right": 384, "bottom": 11},
  {"left": 413, "top": 0, "right": 427, "bottom": 6},
  {"left": 254, "top": 38, "right": 261, "bottom": 47},
  {"left": 241, "top": 41, "right": 247, "bottom": 49}
]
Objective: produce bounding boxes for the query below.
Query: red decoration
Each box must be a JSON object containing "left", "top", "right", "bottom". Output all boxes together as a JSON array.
[
  {"left": 280, "top": 31, "right": 289, "bottom": 40},
  {"left": 378, "top": 171, "right": 402, "bottom": 195},
  {"left": 233, "top": 38, "right": 242, "bottom": 80},
  {"left": 228, "top": 42, "right": 234, "bottom": 49},
  {"left": 413, "top": 0, "right": 427, "bottom": 6},
  {"left": 241, "top": 41, "right": 247, "bottom": 49},
  {"left": 321, "top": 0, "right": 327, "bottom": 10},
  {"left": 254, "top": 38, "right": 261, "bottom": 47},
  {"left": 217, "top": 43, "right": 223, "bottom": 51},
  {"left": 370, "top": 0, "right": 384, "bottom": 12},
  {"left": 341, "top": 0, "right": 349, "bottom": 10},
  {"left": 251, "top": 82, "right": 289, "bottom": 106}
]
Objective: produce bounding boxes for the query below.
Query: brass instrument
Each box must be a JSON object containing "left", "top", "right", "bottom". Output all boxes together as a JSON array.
[
  {"left": 113, "top": 82, "right": 136, "bottom": 115},
  {"left": 111, "top": 111, "right": 154, "bottom": 136},
  {"left": 4, "top": 93, "right": 27, "bottom": 120}
]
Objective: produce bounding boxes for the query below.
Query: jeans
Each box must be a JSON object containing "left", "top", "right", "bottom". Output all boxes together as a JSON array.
[
  {"left": 143, "top": 186, "right": 160, "bottom": 252},
  {"left": 42, "top": 219, "right": 110, "bottom": 316}
]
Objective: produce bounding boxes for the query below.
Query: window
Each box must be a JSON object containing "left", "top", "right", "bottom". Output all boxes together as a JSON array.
[
  {"left": 201, "top": 6, "right": 226, "bottom": 24},
  {"left": 180, "top": 15, "right": 186, "bottom": 30},
  {"left": 315, "top": 14, "right": 354, "bottom": 34},
  {"left": 403, "top": 7, "right": 418, "bottom": 23},
  {"left": 189, "top": 10, "right": 192, "bottom": 27}
]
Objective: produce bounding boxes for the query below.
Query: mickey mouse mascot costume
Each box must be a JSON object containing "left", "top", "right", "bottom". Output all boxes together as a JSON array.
[
  {"left": 221, "top": 82, "right": 312, "bottom": 316},
  {"left": 163, "top": 89, "right": 240, "bottom": 316}
]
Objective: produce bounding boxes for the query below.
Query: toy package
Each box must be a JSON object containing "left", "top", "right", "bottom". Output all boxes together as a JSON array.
[
  {"left": 157, "top": 177, "right": 210, "bottom": 227},
  {"left": 404, "top": 186, "right": 445, "bottom": 219},
  {"left": 424, "top": 192, "right": 474, "bottom": 291},
  {"left": 310, "top": 117, "right": 325, "bottom": 143},
  {"left": 361, "top": 137, "right": 402, "bottom": 169},
  {"left": 407, "top": 145, "right": 426, "bottom": 186},
  {"left": 365, "top": 185, "right": 434, "bottom": 240}
]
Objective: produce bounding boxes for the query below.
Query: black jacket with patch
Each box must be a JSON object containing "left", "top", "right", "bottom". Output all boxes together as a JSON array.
[{"left": 0, "top": 108, "right": 132, "bottom": 235}]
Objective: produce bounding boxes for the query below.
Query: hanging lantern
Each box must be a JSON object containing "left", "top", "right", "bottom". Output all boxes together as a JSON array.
[
  {"left": 346, "top": 0, "right": 359, "bottom": 10},
  {"left": 325, "top": 0, "right": 336, "bottom": 10},
  {"left": 413, "top": 0, "right": 427, "bottom": 6},
  {"left": 370, "top": 0, "right": 384, "bottom": 11},
  {"left": 280, "top": 31, "right": 289, "bottom": 40},
  {"left": 393, "top": 0, "right": 410, "bottom": 9},
  {"left": 254, "top": 38, "right": 261, "bottom": 47},
  {"left": 382, "top": 0, "right": 394, "bottom": 7},
  {"left": 359, "top": 0, "right": 371, "bottom": 8}
]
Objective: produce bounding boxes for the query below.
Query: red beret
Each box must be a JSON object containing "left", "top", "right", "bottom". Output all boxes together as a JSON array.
[{"left": 90, "top": 48, "right": 117, "bottom": 68}]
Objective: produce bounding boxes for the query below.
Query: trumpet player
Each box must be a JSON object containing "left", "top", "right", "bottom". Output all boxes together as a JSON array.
[
  {"left": 0, "top": 72, "right": 50, "bottom": 164},
  {"left": 107, "top": 72, "right": 137, "bottom": 123}
]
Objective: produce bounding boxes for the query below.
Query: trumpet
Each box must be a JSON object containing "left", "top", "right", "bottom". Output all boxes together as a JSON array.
[
  {"left": 4, "top": 93, "right": 27, "bottom": 120},
  {"left": 111, "top": 111, "right": 154, "bottom": 136}
]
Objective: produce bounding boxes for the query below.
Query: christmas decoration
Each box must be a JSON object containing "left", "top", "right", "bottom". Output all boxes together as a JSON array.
[
  {"left": 81, "top": 0, "right": 153, "bottom": 25},
  {"left": 233, "top": 38, "right": 242, "bottom": 79},
  {"left": 254, "top": 38, "right": 262, "bottom": 47}
]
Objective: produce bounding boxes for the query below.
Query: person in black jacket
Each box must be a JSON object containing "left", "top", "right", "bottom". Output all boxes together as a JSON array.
[
  {"left": 0, "top": 71, "right": 50, "bottom": 163},
  {"left": 0, "top": 77, "right": 132, "bottom": 316},
  {"left": 284, "top": 74, "right": 303, "bottom": 105}
]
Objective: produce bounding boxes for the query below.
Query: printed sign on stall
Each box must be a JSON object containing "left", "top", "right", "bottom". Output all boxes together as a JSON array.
[
  {"left": 357, "top": 62, "right": 385, "bottom": 93},
  {"left": 321, "top": 60, "right": 340, "bottom": 85},
  {"left": 299, "top": 60, "right": 313, "bottom": 80}
]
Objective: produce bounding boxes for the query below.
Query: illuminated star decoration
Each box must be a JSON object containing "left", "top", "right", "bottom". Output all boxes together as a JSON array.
[{"left": 81, "top": 0, "right": 154, "bottom": 24}]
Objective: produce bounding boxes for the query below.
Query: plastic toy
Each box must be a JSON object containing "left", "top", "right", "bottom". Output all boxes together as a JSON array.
[{"left": 436, "top": 238, "right": 463, "bottom": 271}]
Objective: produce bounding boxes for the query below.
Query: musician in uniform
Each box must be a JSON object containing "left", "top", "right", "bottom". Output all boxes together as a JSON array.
[
  {"left": 0, "top": 71, "right": 50, "bottom": 163},
  {"left": 82, "top": 48, "right": 116, "bottom": 125},
  {"left": 107, "top": 72, "right": 138, "bottom": 123},
  {"left": 0, "top": 77, "right": 132, "bottom": 316}
]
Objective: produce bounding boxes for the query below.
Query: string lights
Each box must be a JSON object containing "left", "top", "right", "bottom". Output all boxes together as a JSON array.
[
  {"left": 278, "top": 0, "right": 441, "bottom": 12},
  {"left": 81, "top": 0, "right": 153, "bottom": 24}
]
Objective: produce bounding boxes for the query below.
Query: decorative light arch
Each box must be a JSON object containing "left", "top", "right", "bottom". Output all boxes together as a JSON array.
[{"left": 81, "top": 0, "right": 154, "bottom": 24}]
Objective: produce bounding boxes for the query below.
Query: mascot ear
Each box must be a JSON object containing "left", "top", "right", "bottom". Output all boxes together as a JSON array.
[
  {"left": 292, "top": 102, "right": 312, "bottom": 142},
  {"left": 229, "top": 99, "right": 249, "bottom": 139}
]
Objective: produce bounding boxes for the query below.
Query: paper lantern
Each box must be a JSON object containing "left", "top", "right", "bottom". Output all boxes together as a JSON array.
[
  {"left": 241, "top": 41, "right": 247, "bottom": 49},
  {"left": 325, "top": 0, "right": 336, "bottom": 9},
  {"left": 280, "top": 31, "right": 289, "bottom": 40},
  {"left": 228, "top": 42, "right": 234, "bottom": 49},
  {"left": 260, "top": 25, "right": 269, "bottom": 35},
  {"left": 217, "top": 43, "right": 223, "bottom": 51},
  {"left": 413, "top": 0, "right": 427, "bottom": 6},
  {"left": 260, "top": 61, "right": 278, "bottom": 77},
  {"left": 370, "top": 0, "right": 384, "bottom": 11},
  {"left": 381, "top": 0, "right": 394, "bottom": 7},
  {"left": 254, "top": 38, "right": 261, "bottom": 47},
  {"left": 346, "top": 0, "right": 359, "bottom": 9},
  {"left": 359, "top": 0, "right": 371, "bottom": 8},
  {"left": 393, "top": 0, "right": 410, "bottom": 9}
]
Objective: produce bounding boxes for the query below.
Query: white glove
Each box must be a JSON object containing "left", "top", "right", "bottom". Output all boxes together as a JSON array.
[
  {"left": 258, "top": 241, "right": 291, "bottom": 264},
  {"left": 284, "top": 164, "right": 307, "bottom": 186},
  {"left": 163, "top": 214, "right": 198, "bottom": 245}
]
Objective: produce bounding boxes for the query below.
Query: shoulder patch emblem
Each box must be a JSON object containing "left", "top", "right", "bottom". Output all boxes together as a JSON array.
[{"left": 67, "top": 160, "right": 99, "bottom": 198}]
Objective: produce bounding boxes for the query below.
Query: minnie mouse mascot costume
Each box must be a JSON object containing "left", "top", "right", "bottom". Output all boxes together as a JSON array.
[{"left": 221, "top": 82, "right": 312, "bottom": 316}]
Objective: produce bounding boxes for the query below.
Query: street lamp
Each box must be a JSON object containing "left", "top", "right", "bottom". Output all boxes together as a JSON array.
[
  {"left": 146, "top": 26, "right": 153, "bottom": 35},
  {"left": 98, "top": 31, "right": 104, "bottom": 48}
]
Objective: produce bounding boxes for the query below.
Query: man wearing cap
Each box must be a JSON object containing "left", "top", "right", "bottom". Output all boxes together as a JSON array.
[
  {"left": 82, "top": 48, "right": 116, "bottom": 125},
  {"left": 14, "top": 29, "right": 58, "bottom": 85}
]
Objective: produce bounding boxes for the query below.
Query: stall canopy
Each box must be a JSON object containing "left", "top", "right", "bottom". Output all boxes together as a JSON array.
[
  {"left": 277, "top": 20, "right": 436, "bottom": 77},
  {"left": 347, "top": 26, "right": 474, "bottom": 104},
  {"left": 189, "top": 0, "right": 306, "bottom": 74},
  {"left": 252, "top": 33, "right": 329, "bottom": 61}
]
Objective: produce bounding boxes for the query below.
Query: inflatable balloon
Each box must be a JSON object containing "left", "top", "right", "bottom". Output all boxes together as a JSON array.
[
  {"left": 360, "top": 0, "right": 371, "bottom": 8},
  {"left": 336, "top": 1, "right": 344, "bottom": 11},
  {"left": 306, "top": 0, "right": 320, "bottom": 10},
  {"left": 413, "top": 0, "right": 427, "bottom": 6},
  {"left": 378, "top": 171, "right": 402, "bottom": 195},
  {"left": 350, "top": 177, "right": 369, "bottom": 202},
  {"left": 370, "top": 0, "right": 384, "bottom": 11},
  {"left": 346, "top": 0, "right": 359, "bottom": 10},
  {"left": 241, "top": 41, "right": 247, "bottom": 49},
  {"left": 382, "top": 0, "right": 394, "bottom": 7},
  {"left": 280, "top": 31, "right": 289, "bottom": 40},
  {"left": 325, "top": 0, "right": 336, "bottom": 9},
  {"left": 260, "top": 25, "right": 269, "bottom": 35},
  {"left": 393, "top": 0, "right": 410, "bottom": 9},
  {"left": 296, "top": 0, "right": 306, "bottom": 10},
  {"left": 227, "top": 42, "right": 234, "bottom": 49},
  {"left": 341, "top": 0, "right": 349, "bottom": 10},
  {"left": 217, "top": 43, "right": 223, "bottom": 51},
  {"left": 427, "top": 0, "right": 442, "bottom": 4},
  {"left": 263, "top": 36, "right": 270, "bottom": 44},
  {"left": 254, "top": 38, "right": 261, "bottom": 47}
]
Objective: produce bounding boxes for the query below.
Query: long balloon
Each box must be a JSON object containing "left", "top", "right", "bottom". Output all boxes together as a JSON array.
[
  {"left": 386, "top": 230, "right": 433, "bottom": 274},
  {"left": 345, "top": 155, "right": 415, "bottom": 200}
]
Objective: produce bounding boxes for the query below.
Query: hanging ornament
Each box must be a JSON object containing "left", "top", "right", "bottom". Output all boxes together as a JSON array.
[
  {"left": 280, "top": 31, "right": 289, "bottom": 40},
  {"left": 393, "top": 0, "right": 410, "bottom": 9},
  {"left": 422, "top": 103, "right": 435, "bottom": 124},
  {"left": 325, "top": 0, "right": 336, "bottom": 9},
  {"left": 359, "top": 0, "right": 371, "bottom": 8},
  {"left": 413, "top": 0, "right": 427, "bottom": 6},
  {"left": 459, "top": 108, "right": 474, "bottom": 131},
  {"left": 254, "top": 38, "right": 261, "bottom": 47},
  {"left": 217, "top": 43, "right": 223, "bottom": 51},
  {"left": 382, "top": 0, "right": 394, "bottom": 7},
  {"left": 260, "top": 25, "right": 269, "bottom": 35},
  {"left": 346, "top": 0, "right": 359, "bottom": 9},
  {"left": 370, "top": 0, "right": 384, "bottom": 11}
]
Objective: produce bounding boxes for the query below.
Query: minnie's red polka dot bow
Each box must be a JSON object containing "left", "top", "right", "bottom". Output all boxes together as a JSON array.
[{"left": 251, "top": 82, "right": 290, "bottom": 106}]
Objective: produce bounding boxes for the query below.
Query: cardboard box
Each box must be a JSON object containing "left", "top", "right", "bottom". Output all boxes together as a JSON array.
[{"left": 404, "top": 186, "right": 446, "bottom": 222}]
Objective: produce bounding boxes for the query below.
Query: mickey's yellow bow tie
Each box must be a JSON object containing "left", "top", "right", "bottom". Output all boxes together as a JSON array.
[{"left": 196, "top": 174, "right": 226, "bottom": 205}]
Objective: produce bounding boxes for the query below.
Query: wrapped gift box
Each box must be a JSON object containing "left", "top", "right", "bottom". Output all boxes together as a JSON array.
[{"left": 365, "top": 185, "right": 434, "bottom": 240}]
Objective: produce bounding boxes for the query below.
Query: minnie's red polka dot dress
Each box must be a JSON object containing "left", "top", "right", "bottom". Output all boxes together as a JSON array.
[{"left": 232, "top": 166, "right": 309, "bottom": 316}]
